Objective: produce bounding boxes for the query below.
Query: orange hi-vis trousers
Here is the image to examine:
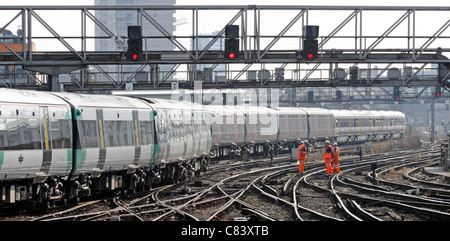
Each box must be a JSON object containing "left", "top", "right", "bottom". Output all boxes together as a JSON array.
[
  {"left": 332, "top": 158, "right": 340, "bottom": 173},
  {"left": 298, "top": 158, "right": 306, "bottom": 173},
  {"left": 324, "top": 158, "right": 332, "bottom": 174}
]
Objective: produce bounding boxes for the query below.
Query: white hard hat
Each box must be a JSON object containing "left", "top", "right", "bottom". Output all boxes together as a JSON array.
[
  {"left": 325, "top": 140, "right": 330, "bottom": 144},
  {"left": 304, "top": 140, "right": 309, "bottom": 144},
  {"left": 333, "top": 142, "right": 338, "bottom": 146}
]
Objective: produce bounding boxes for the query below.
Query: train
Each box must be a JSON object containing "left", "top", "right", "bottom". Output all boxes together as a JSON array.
[{"left": 0, "top": 88, "right": 405, "bottom": 205}]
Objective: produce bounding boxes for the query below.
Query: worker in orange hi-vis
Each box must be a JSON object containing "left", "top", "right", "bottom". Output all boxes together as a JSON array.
[
  {"left": 323, "top": 140, "right": 334, "bottom": 174},
  {"left": 332, "top": 142, "right": 340, "bottom": 174},
  {"left": 297, "top": 140, "right": 309, "bottom": 174}
]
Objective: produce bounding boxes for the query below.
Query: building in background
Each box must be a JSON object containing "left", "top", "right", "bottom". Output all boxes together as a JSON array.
[
  {"left": 0, "top": 29, "right": 35, "bottom": 84},
  {"left": 94, "top": 0, "right": 176, "bottom": 82},
  {"left": 193, "top": 30, "right": 226, "bottom": 82}
]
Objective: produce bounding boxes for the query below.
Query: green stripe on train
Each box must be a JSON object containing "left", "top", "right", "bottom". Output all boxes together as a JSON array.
[
  {"left": 151, "top": 144, "right": 159, "bottom": 166},
  {"left": 67, "top": 149, "right": 73, "bottom": 173},
  {"left": 72, "top": 149, "right": 87, "bottom": 175},
  {"left": 0, "top": 151, "right": 3, "bottom": 170}
]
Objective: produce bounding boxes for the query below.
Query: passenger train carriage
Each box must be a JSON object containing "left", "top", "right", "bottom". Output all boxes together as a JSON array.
[
  {"left": 205, "top": 105, "right": 246, "bottom": 158},
  {"left": 0, "top": 88, "right": 405, "bottom": 205},
  {"left": 142, "top": 98, "right": 211, "bottom": 181},
  {"left": 52, "top": 92, "right": 157, "bottom": 197}
]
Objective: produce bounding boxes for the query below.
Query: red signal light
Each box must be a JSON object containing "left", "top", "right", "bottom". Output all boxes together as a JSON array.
[
  {"left": 437, "top": 93, "right": 440, "bottom": 97},
  {"left": 132, "top": 54, "right": 138, "bottom": 60},
  {"left": 228, "top": 52, "right": 235, "bottom": 59},
  {"left": 308, "top": 53, "right": 314, "bottom": 59}
]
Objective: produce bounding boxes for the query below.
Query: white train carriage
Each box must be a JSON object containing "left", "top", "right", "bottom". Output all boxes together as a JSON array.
[
  {"left": 352, "top": 110, "right": 373, "bottom": 142},
  {"left": 234, "top": 106, "right": 279, "bottom": 144},
  {"left": 273, "top": 107, "right": 308, "bottom": 143},
  {"left": 204, "top": 105, "right": 245, "bottom": 147},
  {"left": 374, "top": 111, "right": 405, "bottom": 139},
  {"left": 0, "top": 89, "right": 72, "bottom": 203},
  {"left": 143, "top": 98, "right": 212, "bottom": 166},
  {"left": 331, "top": 110, "right": 373, "bottom": 144},
  {"left": 300, "top": 108, "right": 335, "bottom": 141},
  {"left": 191, "top": 102, "right": 213, "bottom": 161},
  {"left": 391, "top": 111, "right": 406, "bottom": 139},
  {"left": 231, "top": 106, "right": 278, "bottom": 157},
  {"left": 52, "top": 93, "right": 156, "bottom": 178},
  {"left": 0, "top": 89, "right": 72, "bottom": 181},
  {"left": 331, "top": 109, "right": 405, "bottom": 144}
]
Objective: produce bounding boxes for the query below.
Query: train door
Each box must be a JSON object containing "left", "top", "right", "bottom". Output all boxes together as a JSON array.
[
  {"left": 95, "top": 109, "right": 106, "bottom": 172},
  {"left": 39, "top": 106, "right": 52, "bottom": 179},
  {"left": 132, "top": 110, "right": 141, "bottom": 167}
]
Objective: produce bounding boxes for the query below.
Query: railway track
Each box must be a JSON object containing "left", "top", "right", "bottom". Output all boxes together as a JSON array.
[
  {"left": 2, "top": 144, "right": 449, "bottom": 221},
  {"left": 330, "top": 146, "right": 450, "bottom": 221}
]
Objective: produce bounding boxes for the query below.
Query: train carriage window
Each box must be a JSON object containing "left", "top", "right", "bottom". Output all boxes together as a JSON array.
[
  {"left": 340, "top": 119, "right": 347, "bottom": 128},
  {"left": 50, "top": 119, "right": 72, "bottom": 149},
  {"left": 122, "top": 121, "right": 135, "bottom": 146},
  {"left": 0, "top": 118, "right": 42, "bottom": 150},
  {"left": 104, "top": 121, "right": 135, "bottom": 147},
  {"left": 20, "top": 118, "right": 42, "bottom": 150},
  {"left": 7, "top": 119, "right": 20, "bottom": 149},
  {"left": 50, "top": 119, "right": 62, "bottom": 148},
  {"left": 139, "top": 121, "right": 153, "bottom": 145},
  {"left": 78, "top": 120, "right": 99, "bottom": 148},
  {"left": 104, "top": 121, "right": 117, "bottom": 147}
]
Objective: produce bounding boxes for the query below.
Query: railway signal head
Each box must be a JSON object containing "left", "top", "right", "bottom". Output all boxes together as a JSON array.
[
  {"left": 393, "top": 86, "right": 401, "bottom": 101},
  {"left": 224, "top": 25, "right": 240, "bottom": 60},
  {"left": 126, "top": 26, "right": 142, "bottom": 61},
  {"left": 225, "top": 38, "right": 239, "bottom": 60},
  {"left": 436, "top": 86, "right": 442, "bottom": 98},
  {"left": 308, "top": 91, "right": 314, "bottom": 102},
  {"left": 336, "top": 90, "right": 342, "bottom": 102},
  {"left": 302, "top": 39, "right": 318, "bottom": 60}
]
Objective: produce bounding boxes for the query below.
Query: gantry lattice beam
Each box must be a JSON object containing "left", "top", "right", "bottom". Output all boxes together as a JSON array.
[{"left": 0, "top": 5, "right": 449, "bottom": 91}]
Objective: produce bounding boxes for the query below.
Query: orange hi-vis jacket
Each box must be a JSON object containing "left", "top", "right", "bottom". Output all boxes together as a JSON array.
[
  {"left": 333, "top": 146, "right": 340, "bottom": 161},
  {"left": 298, "top": 143, "right": 307, "bottom": 173},
  {"left": 323, "top": 145, "right": 334, "bottom": 174},
  {"left": 323, "top": 145, "right": 334, "bottom": 160},
  {"left": 298, "top": 144, "right": 307, "bottom": 160}
]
